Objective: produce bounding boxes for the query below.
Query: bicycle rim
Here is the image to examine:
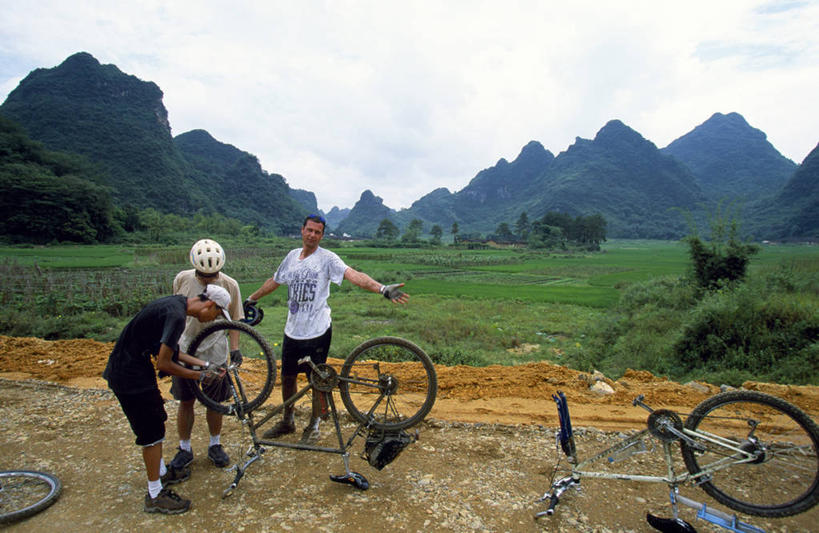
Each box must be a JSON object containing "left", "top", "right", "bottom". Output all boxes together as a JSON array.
[
  {"left": 681, "top": 391, "right": 819, "bottom": 517},
  {"left": 0, "top": 471, "right": 62, "bottom": 524},
  {"left": 339, "top": 337, "right": 437, "bottom": 431},
  {"left": 188, "top": 321, "right": 276, "bottom": 415}
]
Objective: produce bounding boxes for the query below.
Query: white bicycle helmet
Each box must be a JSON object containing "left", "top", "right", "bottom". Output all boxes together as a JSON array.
[{"left": 190, "top": 239, "right": 225, "bottom": 274}]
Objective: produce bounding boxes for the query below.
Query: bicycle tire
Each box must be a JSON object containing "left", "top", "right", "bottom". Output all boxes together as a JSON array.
[
  {"left": 681, "top": 390, "right": 819, "bottom": 517},
  {"left": 339, "top": 336, "right": 437, "bottom": 431},
  {"left": 0, "top": 470, "right": 62, "bottom": 524},
  {"left": 188, "top": 321, "right": 276, "bottom": 415}
]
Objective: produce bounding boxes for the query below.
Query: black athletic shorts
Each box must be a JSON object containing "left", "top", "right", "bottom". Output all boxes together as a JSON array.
[
  {"left": 114, "top": 388, "right": 168, "bottom": 447},
  {"left": 170, "top": 374, "right": 230, "bottom": 403},
  {"left": 280, "top": 327, "right": 332, "bottom": 376}
]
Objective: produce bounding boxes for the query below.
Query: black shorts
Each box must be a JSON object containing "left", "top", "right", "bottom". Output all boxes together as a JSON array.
[
  {"left": 170, "top": 374, "right": 230, "bottom": 403},
  {"left": 114, "top": 388, "right": 168, "bottom": 447},
  {"left": 281, "top": 327, "right": 332, "bottom": 376}
]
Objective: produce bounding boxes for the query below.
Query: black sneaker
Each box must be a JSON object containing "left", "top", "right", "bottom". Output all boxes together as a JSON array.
[
  {"left": 262, "top": 419, "right": 296, "bottom": 439},
  {"left": 169, "top": 447, "right": 193, "bottom": 470},
  {"left": 207, "top": 444, "right": 230, "bottom": 467},
  {"left": 144, "top": 488, "right": 191, "bottom": 514},
  {"left": 161, "top": 465, "right": 190, "bottom": 485}
]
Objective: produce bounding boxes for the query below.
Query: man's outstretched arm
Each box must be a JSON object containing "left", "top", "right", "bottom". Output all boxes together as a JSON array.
[{"left": 344, "top": 267, "right": 409, "bottom": 304}]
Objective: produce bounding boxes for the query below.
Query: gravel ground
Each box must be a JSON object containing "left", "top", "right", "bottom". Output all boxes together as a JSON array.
[{"left": 1, "top": 378, "right": 817, "bottom": 532}]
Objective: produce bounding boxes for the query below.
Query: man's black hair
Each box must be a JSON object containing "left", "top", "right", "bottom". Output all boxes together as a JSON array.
[{"left": 303, "top": 213, "right": 326, "bottom": 231}]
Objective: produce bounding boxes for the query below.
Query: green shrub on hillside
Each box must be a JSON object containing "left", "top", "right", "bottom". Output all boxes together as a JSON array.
[{"left": 585, "top": 267, "right": 818, "bottom": 386}]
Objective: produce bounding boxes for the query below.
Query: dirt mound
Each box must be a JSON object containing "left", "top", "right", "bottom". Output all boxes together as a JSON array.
[{"left": 3, "top": 335, "right": 818, "bottom": 429}]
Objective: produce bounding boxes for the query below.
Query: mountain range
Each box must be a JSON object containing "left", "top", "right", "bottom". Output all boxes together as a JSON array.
[{"left": 1, "top": 52, "right": 816, "bottom": 240}]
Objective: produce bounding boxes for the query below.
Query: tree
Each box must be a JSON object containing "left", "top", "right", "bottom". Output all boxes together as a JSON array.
[
  {"left": 685, "top": 209, "right": 759, "bottom": 289},
  {"left": 376, "top": 218, "right": 399, "bottom": 241},
  {"left": 451, "top": 222, "right": 459, "bottom": 243},
  {"left": 429, "top": 224, "right": 443, "bottom": 245},
  {"left": 494, "top": 222, "right": 515, "bottom": 242},
  {"left": 528, "top": 220, "right": 565, "bottom": 249},
  {"left": 575, "top": 213, "right": 607, "bottom": 250},
  {"left": 515, "top": 212, "right": 530, "bottom": 240},
  {"left": 402, "top": 218, "right": 424, "bottom": 243},
  {"left": 140, "top": 208, "right": 165, "bottom": 242}
]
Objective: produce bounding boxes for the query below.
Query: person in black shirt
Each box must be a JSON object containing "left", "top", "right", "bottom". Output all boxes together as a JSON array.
[{"left": 103, "top": 284, "right": 231, "bottom": 514}]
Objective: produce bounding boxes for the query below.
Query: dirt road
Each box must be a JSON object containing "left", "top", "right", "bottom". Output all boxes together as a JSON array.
[{"left": 1, "top": 335, "right": 818, "bottom": 532}]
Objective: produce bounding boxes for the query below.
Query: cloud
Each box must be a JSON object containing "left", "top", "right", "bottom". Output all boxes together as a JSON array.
[{"left": 1, "top": 0, "right": 817, "bottom": 209}]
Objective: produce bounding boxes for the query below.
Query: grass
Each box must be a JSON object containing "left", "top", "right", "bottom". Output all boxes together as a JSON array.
[{"left": 1, "top": 239, "right": 817, "bottom": 385}]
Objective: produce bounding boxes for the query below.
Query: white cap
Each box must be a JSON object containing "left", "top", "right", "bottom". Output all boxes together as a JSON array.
[{"left": 203, "top": 284, "right": 232, "bottom": 321}]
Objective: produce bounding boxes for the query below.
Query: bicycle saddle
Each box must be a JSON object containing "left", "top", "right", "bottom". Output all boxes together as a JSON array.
[
  {"left": 329, "top": 472, "right": 369, "bottom": 490},
  {"left": 646, "top": 513, "right": 697, "bottom": 533}
]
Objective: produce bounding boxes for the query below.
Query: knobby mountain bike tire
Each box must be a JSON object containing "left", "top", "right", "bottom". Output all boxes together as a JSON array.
[
  {"left": 681, "top": 390, "right": 819, "bottom": 517},
  {"left": 339, "top": 336, "right": 437, "bottom": 431},
  {"left": 188, "top": 321, "right": 276, "bottom": 415},
  {"left": 0, "top": 470, "right": 62, "bottom": 524}
]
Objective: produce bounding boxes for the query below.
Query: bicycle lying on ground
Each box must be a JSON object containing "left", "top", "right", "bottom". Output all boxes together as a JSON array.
[
  {"left": 538, "top": 390, "right": 819, "bottom": 532},
  {"left": 0, "top": 470, "right": 61, "bottom": 524},
  {"left": 186, "top": 321, "right": 437, "bottom": 497}
]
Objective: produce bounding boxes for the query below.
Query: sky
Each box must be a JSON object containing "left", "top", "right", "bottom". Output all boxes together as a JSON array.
[{"left": 1, "top": 1, "right": 817, "bottom": 211}]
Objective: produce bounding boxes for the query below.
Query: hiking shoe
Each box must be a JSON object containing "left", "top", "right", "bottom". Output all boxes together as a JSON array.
[
  {"left": 160, "top": 465, "right": 190, "bottom": 485},
  {"left": 207, "top": 444, "right": 230, "bottom": 467},
  {"left": 144, "top": 488, "right": 191, "bottom": 515},
  {"left": 300, "top": 425, "right": 320, "bottom": 445},
  {"left": 262, "top": 419, "right": 296, "bottom": 439},
  {"left": 169, "top": 447, "right": 193, "bottom": 470}
]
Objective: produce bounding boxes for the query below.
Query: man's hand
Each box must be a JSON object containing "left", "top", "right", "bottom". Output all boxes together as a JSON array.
[
  {"left": 199, "top": 363, "right": 226, "bottom": 386},
  {"left": 230, "top": 349, "right": 243, "bottom": 366},
  {"left": 380, "top": 283, "right": 409, "bottom": 304}
]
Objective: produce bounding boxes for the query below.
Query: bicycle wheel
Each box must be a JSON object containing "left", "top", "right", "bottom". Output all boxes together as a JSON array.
[
  {"left": 0, "top": 470, "right": 61, "bottom": 524},
  {"left": 339, "top": 337, "right": 437, "bottom": 431},
  {"left": 681, "top": 390, "right": 819, "bottom": 517},
  {"left": 188, "top": 321, "right": 276, "bottom": 415}
]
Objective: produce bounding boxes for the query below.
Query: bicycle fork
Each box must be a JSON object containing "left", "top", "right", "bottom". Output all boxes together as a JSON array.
[{"left": 536, "top": 391, "right": 581, "bottom": 517}]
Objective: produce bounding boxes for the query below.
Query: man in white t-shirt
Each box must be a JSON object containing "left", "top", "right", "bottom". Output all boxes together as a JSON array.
[
  {"left": 168, "top": 239, "right": 244, "bottom": 475},
  {"left": 244, "top": 214, "right": 409, "bottom": 443}
]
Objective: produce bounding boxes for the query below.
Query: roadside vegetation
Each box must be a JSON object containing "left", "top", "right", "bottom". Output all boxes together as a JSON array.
[{"left": 1, "top": 236, "right": 816, "bottom": 386}]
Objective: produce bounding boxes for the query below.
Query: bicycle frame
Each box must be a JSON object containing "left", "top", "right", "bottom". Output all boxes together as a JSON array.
[
  {"left": 218, "top": 357, "right": 384, "bottom": 497},
  {"left": 538, "top": 391, "right": 768, "bottom": 533}
]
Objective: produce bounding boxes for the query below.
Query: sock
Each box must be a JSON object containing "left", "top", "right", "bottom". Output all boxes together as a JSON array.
[
  {"left": 179, "top": 439, "right": 192, "bottom": 452},
  {"left": 159, "top": 458, "right": 167, "bottom": 477},
  {"left": 209, "top": 434, "right": 221, "bottom": 447},
  {"left": 148, "top": 479, "right": 162, "bottom": 499}
]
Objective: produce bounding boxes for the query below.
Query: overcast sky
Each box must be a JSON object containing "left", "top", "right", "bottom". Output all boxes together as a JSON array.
[{"left": 1, "top": 1, "right": 817, "bottom": 211}]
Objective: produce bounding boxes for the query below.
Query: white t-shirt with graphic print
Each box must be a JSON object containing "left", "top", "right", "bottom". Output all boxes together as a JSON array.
[{"left": 274, "top": 247, "right": 348, "bottom": 340}]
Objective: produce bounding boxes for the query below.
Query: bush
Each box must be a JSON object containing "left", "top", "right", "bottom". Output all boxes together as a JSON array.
[
  {"left": 0, "top": 310, "right": 122, "bottom": 341},
  {"left": 672, "top": 285, "right": 818, "bottom": 384}
]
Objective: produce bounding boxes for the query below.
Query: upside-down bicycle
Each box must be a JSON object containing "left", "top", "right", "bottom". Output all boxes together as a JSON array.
[
  {"left": 185, "top": 320, "right": 437, "bottom": 497},
  {"left": 538, "top": 390, "right": 819, "bottom": 532}
]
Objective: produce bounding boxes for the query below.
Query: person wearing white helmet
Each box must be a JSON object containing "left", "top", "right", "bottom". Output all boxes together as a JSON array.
[{"left": 166, "top": 239, "right": 244, "bottom": 478}]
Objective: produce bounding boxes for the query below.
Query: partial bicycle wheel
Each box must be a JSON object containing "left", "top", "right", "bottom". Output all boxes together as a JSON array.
[
  {"left": 0, "top": 470, "right": 61, "bottom": 524},
  {"left": 188, "top": 321, "right": 276, "bottom": 415},
  {"left": 339, "top": 336, "right": 437, "bottom": 431},
  {"left": 681, "top": 390, "right": 819, "bottom": 517}
]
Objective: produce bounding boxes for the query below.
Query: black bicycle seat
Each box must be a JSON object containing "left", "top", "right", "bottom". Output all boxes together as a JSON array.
[{"left": 329, "top": 472, "right": 369, "bottom": 490}]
